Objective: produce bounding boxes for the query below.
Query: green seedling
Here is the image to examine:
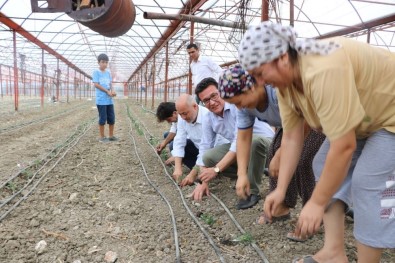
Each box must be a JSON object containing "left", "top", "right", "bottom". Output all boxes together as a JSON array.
[
  {"left": 148, "top": 136, "right": 156, "bottom": 146},
  {"left": 33, "top": 159, "right": 43, "bottom": 167},
  {"left": 160, "top": 151, "right": 168, "bottom": 161},
  {"left": 136, "top": 127, "right": 143, "bottom": 136},
  {"left": 5, "top": 181, "right": 17, "bottom": 193},
  {"left": 232, "top": 232, "right": 254, "bottom": 245},
  {"left": 21, "top": 169, "right": 33, "bottom": 179},
  {"left": 200, "top": 213, "right": 215, "bottom": 226}
]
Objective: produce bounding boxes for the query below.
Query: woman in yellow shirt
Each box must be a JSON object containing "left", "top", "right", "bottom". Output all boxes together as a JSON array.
[{"left": 238, "top": 22, "right": 395, "bottom": 263}]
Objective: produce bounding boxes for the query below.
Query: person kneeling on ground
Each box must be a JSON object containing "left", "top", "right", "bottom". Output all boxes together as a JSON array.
[
  {"left": 155, "top": 101, "right": 196, "bottom": 168},
  {"left": 239, "top": 22, "right": 395, "bottom": 262},
  {"left": 172, "top": 94, "right": 228, "bottom": 183},
  {"left": 218, "top": 65, "right": 326, "bottom": 241},
  {"left": 182, "top": 77, "right": 274, "bottom": 210}
]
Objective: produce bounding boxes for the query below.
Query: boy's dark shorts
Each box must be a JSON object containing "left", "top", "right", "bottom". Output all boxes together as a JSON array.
[{"left": 97, "top": 104, "right": 115, "bottom": 125}]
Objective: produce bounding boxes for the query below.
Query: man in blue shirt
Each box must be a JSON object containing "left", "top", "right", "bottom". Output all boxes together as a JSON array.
[{"left": 191, "top": 77, "right": 274, "bottom": 209}]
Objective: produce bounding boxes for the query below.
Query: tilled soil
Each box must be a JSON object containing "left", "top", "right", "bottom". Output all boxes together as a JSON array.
[{"left": 0, "top": 97, "right": 394, "bottom": 263}]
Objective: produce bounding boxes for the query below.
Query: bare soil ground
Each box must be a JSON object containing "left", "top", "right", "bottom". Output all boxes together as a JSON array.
[{"left": 0, "top": 97, "right": 394, "bottom": 263}]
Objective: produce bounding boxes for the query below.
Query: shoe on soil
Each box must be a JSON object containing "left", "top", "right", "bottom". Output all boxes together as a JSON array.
[
  {"left": 108, "top": 136, "right": 118, "bottom": 141},
  {"left": 292, "top": 255, "right": 318, "bottom": 263},
  {"left": 236, "top": 194, "right": 261, "bottom": 210},
  {"left": 99, "top": 137, "right": 109, "bottom": 142}
]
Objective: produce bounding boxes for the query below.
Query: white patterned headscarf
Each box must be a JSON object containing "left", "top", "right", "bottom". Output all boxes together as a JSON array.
[{"left": 238, "top": 21, "right": 341, "bottom": 71}]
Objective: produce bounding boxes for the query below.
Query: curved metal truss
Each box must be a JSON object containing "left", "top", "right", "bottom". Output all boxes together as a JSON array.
[{"left": 0, "top": 0, "right": 395, "bottom": 93}]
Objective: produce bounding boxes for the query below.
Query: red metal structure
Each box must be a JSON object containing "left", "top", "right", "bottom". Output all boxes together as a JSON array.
[{"left": 0, "top": 0, "right": 395, "bottom": 110}]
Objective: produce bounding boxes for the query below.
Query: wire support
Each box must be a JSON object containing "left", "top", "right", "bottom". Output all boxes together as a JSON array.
[{"left": 130, "top": 101, "right": 271, "bottom": 263}]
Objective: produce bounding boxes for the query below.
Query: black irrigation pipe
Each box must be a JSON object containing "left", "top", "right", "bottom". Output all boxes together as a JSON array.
[
  {"left": 125, "top": 106, "right": 182, "bottom": 263},
  {"left": 139, "top": 104, "right": 156, "bottom": 115},
  {"left": 0, "top": 119, "right": 93, "bottom": 189},
  {"left": 209, "top": 193, "right": 270, "bottom": 263},
  {"left": 0, "top": 102, "right": 89, "bottom": 135},
  {"left": 126, "top": 104, "right": 227, "bottom": 263},
  {"left": 127, "top": 103, "right": 227, "bottom": 262},
  {"left": 136, "top": 101, "right": 270, "bottom": 263},
  {"left": 0, "top": 118, "right": 95, "bottom": 222}
]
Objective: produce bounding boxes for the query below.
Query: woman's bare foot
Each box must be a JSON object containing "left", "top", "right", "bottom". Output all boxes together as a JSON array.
[{"left": 294, "top": 248, "right": 348, "bottom": 263}]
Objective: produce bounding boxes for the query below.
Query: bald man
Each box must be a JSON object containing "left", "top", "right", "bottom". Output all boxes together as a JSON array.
[{"left": 172, "top": 94, "right": 227, "bottom": 183}]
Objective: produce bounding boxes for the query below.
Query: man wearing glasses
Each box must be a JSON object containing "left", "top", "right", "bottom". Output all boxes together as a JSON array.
[
  {"left": 184, "top": 77, "right": 274, "bottom": 209},
  {"left": 186, "top": 43, "right": 223, "bottom": 104}
]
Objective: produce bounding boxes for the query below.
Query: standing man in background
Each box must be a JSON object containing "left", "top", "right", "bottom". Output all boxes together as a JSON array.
[{"left": 186, "top": 43, "right": 223, "bottom": 104}]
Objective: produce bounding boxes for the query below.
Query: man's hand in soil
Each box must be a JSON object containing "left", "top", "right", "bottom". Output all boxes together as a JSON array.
[
  {"left": 263, "top": 188, "right": 286, "bottom": 222},
  {"left": 198, "top": 166, "right": 217, "bottom": 183},
  {"left": 164, "top": 156, "right": 175, "bottom": 166},
  {"left": 172, "top": 168, "right": 183, "bottom": 182},
  {"left": 235, "top": 174, "right": 250, "bottom": 200},
  {"left": 156, "top": 142, "right": 166, "bottom": 154},
  {"left": 180, "top": 173, "right": 195, "bottom": 187},
  {"left": 191, "top": 181, "right": 210, "bottom": 201},
  {"left": 180, "top": 167, "right": 198, "bottom": 187}
]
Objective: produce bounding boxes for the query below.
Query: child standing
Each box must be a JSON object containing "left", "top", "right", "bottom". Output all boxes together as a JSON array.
[{"left": 92, "top": 53, "right": 118, "bottom": 142}]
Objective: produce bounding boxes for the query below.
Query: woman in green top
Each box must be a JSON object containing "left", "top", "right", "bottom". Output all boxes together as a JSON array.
[{"left": 238, "top": 22, "right": 395, "bottom": 263}]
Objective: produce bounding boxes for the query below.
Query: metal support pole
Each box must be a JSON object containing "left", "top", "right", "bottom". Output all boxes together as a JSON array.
[
  {"left": 56, "top": 59, "right": 60, "bottom": 100},
  {"left": 13, "top": 30, "right": 19, "bottom": 111},
  {"left": 164, "top": 43, "right": 169, "bottom": 102},
  {"left": 136, "top": 68, "right": 144, "bottom": 101},
  {"left": 0, "top": 65, "right": 2, "bottom": 99},
  {"left": 145, "top": 63, "right": 148, "bottom": 107},
  {"left": 152, "top": 55, "right": 156, "bottom": 109},
  {"left": 143, "top": 12, "right": 242, "bottom": 29},
  {"left": 67, "top": 66, "right": 69, "bottom": 102},
  {"left": 290, "top": 0, "right": 294, "bottom": 26},
  {"left": 262, "top": 0, "right": 269, "bottom": 21}
]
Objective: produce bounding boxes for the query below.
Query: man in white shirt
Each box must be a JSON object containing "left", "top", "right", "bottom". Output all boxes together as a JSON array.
[
  {"left": 187, "top": 43, "right": 223, "bottom": 103},
  {"left": 188, "top": 77, "right": 274, "bottom": 209},
  {"left": 156, "top": 101, "right": 198, "bottom": 168},
  {"left": 172, "top": 94, "right": 228, "bottom": 183}
]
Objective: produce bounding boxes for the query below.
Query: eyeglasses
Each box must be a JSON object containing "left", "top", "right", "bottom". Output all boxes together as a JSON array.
[{"left": 201, "top": 92, "right": 219, "bottom": 106}]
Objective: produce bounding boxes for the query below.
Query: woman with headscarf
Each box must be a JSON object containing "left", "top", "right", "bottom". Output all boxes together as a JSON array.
[
  {"left": 238, "top": 22, "right": 395, "bottom": 263},
  {"left": 218, "top": 65, "right": 325, "bottom": 242}
]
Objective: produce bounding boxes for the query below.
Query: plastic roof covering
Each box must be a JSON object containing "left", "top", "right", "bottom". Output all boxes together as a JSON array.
[{"left": 0, "top": 0, "right": 395, "bottom": 85}]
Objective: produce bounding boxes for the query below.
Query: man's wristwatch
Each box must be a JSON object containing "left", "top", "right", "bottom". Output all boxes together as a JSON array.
[{"left": 214, "top": 166, "right": 220, "bottom": 174}]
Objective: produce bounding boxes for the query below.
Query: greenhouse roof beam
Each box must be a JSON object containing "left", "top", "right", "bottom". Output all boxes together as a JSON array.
[
  {"left": 317, "top": 13, "right": 395, "bottom": 39},
  {"left": 128, "top": 0, "right": 208, "bottom": 82},
  {"left": 0, "top": 12, "right": 89, "bottom": 78}
]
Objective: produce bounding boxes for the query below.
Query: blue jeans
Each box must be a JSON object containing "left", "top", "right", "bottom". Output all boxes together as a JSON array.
[{"left": 97, "top": 104, "right": 115, "bottom": 125}]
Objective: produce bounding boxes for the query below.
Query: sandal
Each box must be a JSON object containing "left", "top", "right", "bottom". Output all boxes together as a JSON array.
[
  {"left": 256, "top": 211, "right": 290, "bottom": 225},
  {"left": 292, "top": 255, "right": 318, "bottom": 263},
  {"left": 286, "top": 232, "right": 312, "bottom": 242}
]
